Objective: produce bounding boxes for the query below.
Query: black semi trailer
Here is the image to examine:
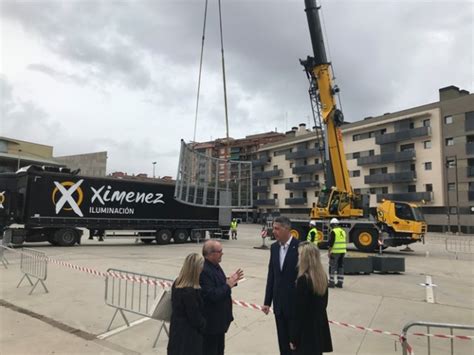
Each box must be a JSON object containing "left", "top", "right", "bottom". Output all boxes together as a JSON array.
[{"left": 0, "top": 166, "right": 230, "bottom": 246}]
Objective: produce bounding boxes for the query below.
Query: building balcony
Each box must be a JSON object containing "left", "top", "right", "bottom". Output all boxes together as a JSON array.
[
  {"left": 292, "top": 163, "right": 324, "bottom": 174},
  {"left": 466, "top": 118, "right": 474, "bottom": 132},
  {"left": 285, "top": 180, "right": 320, "bottom": 190},
  {"left": 469, "top": 191, "right": 474, "bottom": 201},
  {"left": 254, "top": 185, "right": 269, "bottom": 193},
  {"left": 255, "top": 198, "right": 278, "bottom": 206},
  {"left": 357, "top": 150, "right": 416, "bottom": 166},
  {"left": 376, "top": 191, "right": 433, "bottom": 203},
  {"left": 286, "top": 148, "right": 319, "bottom": 160},
  {"left": 364, "top": 171, "right": 416, "bottom": 184},
  {"left": 466, "top": 142, "right": 474, "bottom": 156},
  {"left": 467, "top": 166, "right": 474, "bottom": 177},
  {"left": 251, "top": 156, "right": 270, "bottom": 167},
  {"left": 285, "top": 197, "right": 308, "bottom": 205},
  {"left": 253, "top": 169, "right": 283, "bottom": 179},
  {"left": 375, "top": 126, "right": 431, "bottom": 145}
]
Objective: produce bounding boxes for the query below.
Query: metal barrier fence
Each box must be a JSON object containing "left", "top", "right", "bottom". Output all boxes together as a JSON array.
[
  {"left": 401, "top": 321, "right": 474, "bottom": 355},
  {"left": 445, "top": 238, "right": 473, "bottom": 259},
  {"left": 16, "top": 248, "right": 49, "bottom": 295},
  {"left": 0, "top": 245, "right": 9, "bottom": 268},
  {"left": 191, "top": 228, "right": 226, "bottom": 243},
  {"left": 104, "top": 268, "right": 172, "bottom": 328}
]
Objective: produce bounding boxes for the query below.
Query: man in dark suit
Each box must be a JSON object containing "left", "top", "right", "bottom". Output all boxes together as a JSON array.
[
  {"left": 262, "top": 216, "right": 300, "bottom": 355},
  {"left": 200, "top": 240, "right": 243, "bottom": 355}
]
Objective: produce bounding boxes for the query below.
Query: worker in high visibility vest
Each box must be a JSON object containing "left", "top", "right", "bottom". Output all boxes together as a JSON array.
[
  {"left": 328, "top": 218, "right": 347, "bottom": 288},
  {"left": 306, "top": 220, "right": 319, "bottom": 245},
  {"left": 230, "top": 218, "right": 238, "bottom": 240}
]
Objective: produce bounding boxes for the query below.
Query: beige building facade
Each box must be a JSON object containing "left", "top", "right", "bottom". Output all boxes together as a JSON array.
[{"left": 255, "top": 86, "right": 474, "bottom": 233}]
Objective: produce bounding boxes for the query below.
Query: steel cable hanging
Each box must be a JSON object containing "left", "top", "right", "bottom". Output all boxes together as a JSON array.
[{"left": 193, "top": 0, "right": 209, "bottom": 143}]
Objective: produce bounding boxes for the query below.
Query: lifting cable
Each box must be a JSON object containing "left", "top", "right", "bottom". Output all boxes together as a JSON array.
[{"left": 192, "top": 0, "right": 231, "bottom": 151}]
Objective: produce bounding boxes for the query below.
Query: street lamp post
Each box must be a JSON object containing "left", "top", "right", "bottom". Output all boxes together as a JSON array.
[
  {"left": 152, "top": 161, "right": 157, "bottom": 179},
  {"left": 17, "top": 149, "right": 22, "bottom": 170}
]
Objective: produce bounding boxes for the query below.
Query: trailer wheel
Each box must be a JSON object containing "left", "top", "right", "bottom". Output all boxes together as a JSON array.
[
  {"left": 173, "top": 229, "right": 189, "bottom": 243},
  {"left": 156, "top": 229, "right": 172, "bottom": 245},
  {"left": 352, "top": 229, "right": 378, "bottom": 252},
  {"left": 190, "top": 230, "right": 203, "bottom": 242},
  {"left": 54, "top": 228, "right": 77, "bottom": 246}
]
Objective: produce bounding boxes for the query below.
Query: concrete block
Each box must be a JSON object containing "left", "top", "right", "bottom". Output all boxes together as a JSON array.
[
  {"left": 344, "top": 256, "right": 373, "bottom": 274},
  {"left": 372, "top": 255, "right": 405, "bottom": 273}
]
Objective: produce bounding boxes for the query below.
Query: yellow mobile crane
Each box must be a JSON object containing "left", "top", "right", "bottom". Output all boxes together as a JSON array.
[{"left": 289, "top": 0, "right": 427, "bottom": 252}]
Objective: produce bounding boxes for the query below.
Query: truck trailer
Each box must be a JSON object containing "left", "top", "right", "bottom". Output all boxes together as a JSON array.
[{"left": 0, "top": 165, "right": 229, "bottom": 246}]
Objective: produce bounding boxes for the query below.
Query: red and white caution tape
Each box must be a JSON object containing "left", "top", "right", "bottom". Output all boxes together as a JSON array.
[{"left": 2, "top": 245, "right": 471, "bottom": 348}]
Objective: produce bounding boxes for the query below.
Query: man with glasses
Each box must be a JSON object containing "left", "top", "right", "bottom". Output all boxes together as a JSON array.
[{"left": 200, "top": 240, "right": 244, "bottom": 355}]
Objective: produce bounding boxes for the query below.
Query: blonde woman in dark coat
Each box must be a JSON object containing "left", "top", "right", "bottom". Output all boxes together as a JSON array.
[
  {"left": 167, "top": 253, "right": 206, "bottom": 355},
  {"left": 290, "top": 242, "right": 333, "bottom": 355}
]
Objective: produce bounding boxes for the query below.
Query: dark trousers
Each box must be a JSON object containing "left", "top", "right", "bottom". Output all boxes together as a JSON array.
[
  {"left": 275, "top": 314, "right": 292, "bottom": 355},
  {"left": 203, "top": 333, "right": 225, "bottom": 355},
  {"left": 329, "top": 253, "right": 345, "bottom": 284}
]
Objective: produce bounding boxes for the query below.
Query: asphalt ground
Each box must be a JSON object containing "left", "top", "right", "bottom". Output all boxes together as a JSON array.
[{"left": 0, "top": 224, "right": 473, "bottom": 355}]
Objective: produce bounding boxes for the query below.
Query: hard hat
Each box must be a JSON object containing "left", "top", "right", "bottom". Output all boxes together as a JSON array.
[
  {"left": 309, "top": 220, "right": 316, "bottom": 226},
  {"left": 330, "top": 218, "right": 339, "bottom": 225}
]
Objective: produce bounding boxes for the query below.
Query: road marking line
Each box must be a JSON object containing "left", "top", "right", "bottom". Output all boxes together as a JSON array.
[
  {"left": 96, "top": 317, "right": 151, "bottom": 339},
  {"left": 425, "top": 275, "right": 435, "bottom": 303}
]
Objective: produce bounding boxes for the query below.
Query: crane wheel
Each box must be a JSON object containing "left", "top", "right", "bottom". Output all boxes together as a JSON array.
[{"left": 353, "top": 229, "right": 378, "bottom": 252}]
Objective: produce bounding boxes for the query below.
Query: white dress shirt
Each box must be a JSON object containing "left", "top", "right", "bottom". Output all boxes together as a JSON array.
[{"left": 279, "top": 237, "right": 292, "bottom": 270}]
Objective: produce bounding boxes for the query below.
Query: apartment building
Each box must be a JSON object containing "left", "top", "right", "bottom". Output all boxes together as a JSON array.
[{"left": 254, "top": 86, "right": 474, "bottom": 233}]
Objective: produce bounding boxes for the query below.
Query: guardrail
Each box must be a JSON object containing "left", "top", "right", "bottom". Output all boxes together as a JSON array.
[
  {"left": 16, "top": 248, "right": 49, "bottom": 295},
  {"left": 445, "top": 238, "right": 473, "bottom": 259},
  {"left": 191, "top": 228, "right": 226, "bottom": 243},
  {"left": 401, "top": 321, "right": 474, "bottom": 355}
]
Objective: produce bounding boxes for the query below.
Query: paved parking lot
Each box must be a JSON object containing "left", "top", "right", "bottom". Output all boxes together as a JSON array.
[{"left": 1, "top": 224, "right": 473, "bottom": 354}]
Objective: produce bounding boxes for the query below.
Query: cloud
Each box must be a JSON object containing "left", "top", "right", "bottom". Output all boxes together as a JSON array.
[{"left": 1, "top": 0, "right": 472, "bottom": 177}]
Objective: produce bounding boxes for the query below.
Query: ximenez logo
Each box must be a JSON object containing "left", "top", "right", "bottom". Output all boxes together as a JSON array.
[
  {"left": 0, "top": 191, "right": 5, "bottom": 209},
  {"left": 90, "top": 185, "right": 165, "bottom": 205},
  {"left": 52, "top": 180, "right": 85, "bottom": 217}
]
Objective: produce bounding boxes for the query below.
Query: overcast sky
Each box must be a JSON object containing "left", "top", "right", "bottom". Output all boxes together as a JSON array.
[{"left": 1, "top": 0, "right": 472, "bottom": 177}]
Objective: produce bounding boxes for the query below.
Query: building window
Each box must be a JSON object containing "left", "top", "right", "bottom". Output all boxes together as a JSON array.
[
  {"left": 352, "top": 152, "right": 360, "bottom": 159},
  {"left": 447, "top": 183, "right": 455, "bottom": 191},
  {"left": 354, "top": 188, "right": 361, "bottom": 194},
  {"left": 409, "top": 122, "right": 415, "bottom": 129},
  {"left": 381, "top": 167, "right": 388, "bottom": 174},
  {"left": 382, "top": 186, "right": 388, "bottom": 194},
  {"left": 445, "top": 138, "right": 454, "bottom": 146},
  {"left": 314, "top": 175, "right": 319, "bottom": 181},
  {"left": 353, "top": 134, "right": 360, "bottom": 141},
  {"left": 400, "top": 143, "right": 415, "bottom": 151},
  {"left": 424, "top": 162, "right": 432, "bottom": 170},
  {"left": 408, "top": 185, "right": 416, "bottom": 192},
  {"left": 426, "top": 184, "right": 433, "bottom": 192},
  {"left": 289, "top": 177, "right": 293, "bottom": 183},
  {"left": 303, "top": 191, "right": 307, "bottom": 198},
  {"left": 314, "top": 191, "right": 319, "bottom": 197},
  {"left": 444, "top": 115, "right": 453, "bottom": 124},
  {"left": 369, "top": 149, "right": 375, "bottom": 156},
  {"left": 290, "top": 192, "right": 294, "bottom": 198},
  {"left": 446, "top": 159, "right": 456, "bottom": 168},
  {"left": 289, "top": 162, "right": 294, "bottom": 168},
  {"left": 273, "top": 193, "right": 278, "bottom": 199},
  {"left": 424, "top": 140, "right": 432, "bottom": 149},
  {"left": 314, "top": 159, "right": 319, "bottom": 164},
  {"left": 351, "top": 170, "right": 361, "bottom": 177},
  {"left": 423, "top": 119, "right": 430, "bottom": 127},
  {"left": 449, "top": 206, "right": 457, "bottom": 214}
]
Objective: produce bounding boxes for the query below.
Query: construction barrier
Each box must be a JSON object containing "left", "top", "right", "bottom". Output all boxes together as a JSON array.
[
  {"left": 104, "top": 268, "right": 173, "bottom": 347},
  {"left": 401, "top": 321, "right": 474, "bottom": 355},
  {"left": 190, "top": 228, "right": 225, "bottom": 243},
  {"left": 445, "top": 237, "right": 473, "bottom": 259},
  {"left": 16, "top": 248, "right": 49, "bottom": 295}
]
